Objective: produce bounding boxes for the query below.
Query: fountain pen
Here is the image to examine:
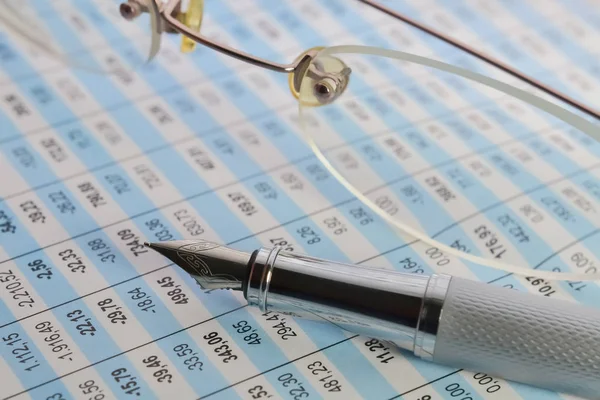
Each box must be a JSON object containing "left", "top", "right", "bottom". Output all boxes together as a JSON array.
[{"left": 145, "top": 239, "right": 600, "bottom": 398}]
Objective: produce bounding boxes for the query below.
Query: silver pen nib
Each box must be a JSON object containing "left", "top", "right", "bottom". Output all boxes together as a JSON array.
[{"left": 144, "top": 240, "right": 252, "bottom": 290}]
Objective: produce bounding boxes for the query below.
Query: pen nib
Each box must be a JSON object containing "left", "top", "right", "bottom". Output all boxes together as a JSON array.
[{"left": 144, "top": 240, "right": 251, "bottom": 291}]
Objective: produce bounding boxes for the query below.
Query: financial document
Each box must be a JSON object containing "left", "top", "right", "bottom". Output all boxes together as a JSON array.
[{"left": 1, "top": 0, "right": 600, "bottom": 399}]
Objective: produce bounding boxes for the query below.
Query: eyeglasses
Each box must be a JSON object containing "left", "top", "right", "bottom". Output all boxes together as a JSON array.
[
  {"left": 4, "top": 0, "right": 600, "bottom": 281},
  {"left": 120, "top": 0, "right": 600, "bottom": 118}
]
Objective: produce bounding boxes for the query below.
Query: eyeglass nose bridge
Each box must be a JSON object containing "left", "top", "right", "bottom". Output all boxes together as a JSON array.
[{"left": 120, "top": 0, "right": 301, "bottom": 73}]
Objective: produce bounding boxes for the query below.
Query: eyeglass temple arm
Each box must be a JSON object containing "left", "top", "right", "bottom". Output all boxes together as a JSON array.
[{"left": 358, "top": 0, "right": 600, "bottom": 121}]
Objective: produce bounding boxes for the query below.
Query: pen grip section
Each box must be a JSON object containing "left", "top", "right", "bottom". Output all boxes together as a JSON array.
[
  {"left": 433, "top": 277, "right": 600, "bottom": 398},
  {"left": 246, "top": 249, "right": 433, "bottom": 351}
]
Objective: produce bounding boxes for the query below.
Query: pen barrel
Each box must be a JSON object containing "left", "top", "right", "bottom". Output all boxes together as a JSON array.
[
  {"left": 433, "top": 277, "right": 600, "bottom": 398},
  {"left": 245, "top": 248, "right": 448, "bottom": 353},
  {"left": 247, "top": 247, "right": 600, "bottom": 397}
]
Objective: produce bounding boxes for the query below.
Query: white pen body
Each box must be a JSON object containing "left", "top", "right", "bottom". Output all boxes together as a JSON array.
[{"left": 245, "top": 247, "right": 600, "bottom": 399}]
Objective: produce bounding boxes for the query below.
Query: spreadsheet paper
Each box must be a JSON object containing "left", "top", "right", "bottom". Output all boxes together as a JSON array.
[{"left": 1, "top": 0, "right": 599, "bottom": 399}]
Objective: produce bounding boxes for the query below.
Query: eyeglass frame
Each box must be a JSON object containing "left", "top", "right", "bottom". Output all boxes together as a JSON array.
[{"left": 121, "top": 0, "right": 599, "bottom": 119}]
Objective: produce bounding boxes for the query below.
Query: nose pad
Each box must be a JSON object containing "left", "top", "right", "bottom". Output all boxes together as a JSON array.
[
  {"left": 288, "top": 47, "right": 351, "bottom": 107},
  {"left": 178, "top": 0, "right": 204, "bottom": 53}
]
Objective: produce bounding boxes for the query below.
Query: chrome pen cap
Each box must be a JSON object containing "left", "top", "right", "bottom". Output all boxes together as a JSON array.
[{"left": 144, "top": 240, "right": 252, "bottom": 290}]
